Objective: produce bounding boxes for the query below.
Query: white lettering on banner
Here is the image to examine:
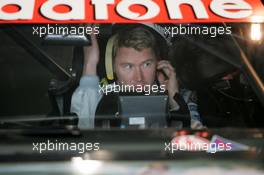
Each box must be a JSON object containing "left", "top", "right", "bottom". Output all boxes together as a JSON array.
[
  {"left": 210, "top": 0, "right": 253, "bottom": 19},
  {"left": 91, "top": 0, "right": 115, "bottom": 20},
  {"left": 165, "top": 0, "right": 209, "bottom": 19},
  {"left": 116, "top": 0, "right": 160, "bottom": 20},
  {"left": 0, "top": 0, "right": 35, "bottom": 20},
  {"left": 0, "top": 0, "right": 255, "bottom": 21},
  {"left": 40, "top": 0, "right": 85, "bottom": 20}
]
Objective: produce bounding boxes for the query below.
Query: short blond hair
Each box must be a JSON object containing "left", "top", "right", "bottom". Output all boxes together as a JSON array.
[{"left": 113, "top": 27, "right": 160, "bottom": 59}]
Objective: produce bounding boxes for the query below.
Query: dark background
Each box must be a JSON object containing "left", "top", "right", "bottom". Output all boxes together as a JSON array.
[{"left": 0, "top": 26, "right": 73, "bottom": 116}]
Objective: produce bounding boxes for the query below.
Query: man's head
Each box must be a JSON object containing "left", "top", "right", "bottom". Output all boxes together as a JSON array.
[{"left": 113, "top": 27, "right": 160, "bottom": 86}]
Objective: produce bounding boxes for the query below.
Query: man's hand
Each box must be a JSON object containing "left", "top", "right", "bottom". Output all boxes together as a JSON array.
[
  {"left": 157, "top": 60, "right": 180, "bottom": 109},
  {"left": 83, "top": 33, "right": 100, "bottom": 75}
]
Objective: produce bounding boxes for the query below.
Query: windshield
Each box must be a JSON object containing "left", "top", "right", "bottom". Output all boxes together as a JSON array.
[
  {"left": 1, "top": 0, "right": 264, "bottom": 173},
  {"left": 0, "top": 23, "right": 263, "bottom": 129}
]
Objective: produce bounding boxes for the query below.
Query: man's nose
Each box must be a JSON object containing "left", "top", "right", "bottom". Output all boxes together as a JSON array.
[{"left": 134, "top": 67, "right": 143, "bottom": 82}]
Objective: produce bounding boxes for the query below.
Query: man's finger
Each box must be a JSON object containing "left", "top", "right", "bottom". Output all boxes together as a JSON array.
[
  {"left": 158, "top": 60, "right": 169, "bottom": 64},
  {"left": 157, "top": 64, "right": 173, "bottom": 77},
  {"left": 157, "top": 62, "right": 175, "bottom": 71},
  {"left": 90, "top": 33, "right": 98, "bottom": 46},
  {"left": 157, "top": 71, "right": 166, "bottom": 83}
]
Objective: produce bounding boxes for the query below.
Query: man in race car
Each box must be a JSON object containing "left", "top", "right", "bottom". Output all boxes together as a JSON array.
[{"left": 71, "top": 25, "right": 203, "bottom": 129}]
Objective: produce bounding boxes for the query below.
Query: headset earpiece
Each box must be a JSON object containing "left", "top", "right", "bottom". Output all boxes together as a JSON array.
[{"left": 105, "top": 34, "right": 117, "bottom": 80}]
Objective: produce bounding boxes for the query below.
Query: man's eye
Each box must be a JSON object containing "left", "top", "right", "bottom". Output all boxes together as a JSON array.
[
  {"left": 123, "top": 64, "right": 132, "bottom": 69},
  {"left": 143, "top": 62, "right": 152, "bottom": 68}
]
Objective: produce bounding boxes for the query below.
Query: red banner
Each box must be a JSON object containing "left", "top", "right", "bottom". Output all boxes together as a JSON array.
[{"left": 0, "top": 0, "right": 264, "bottom": 23}]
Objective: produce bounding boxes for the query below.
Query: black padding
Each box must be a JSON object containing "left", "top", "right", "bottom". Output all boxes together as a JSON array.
[{"left": 43, "top": 34, "right": 91, "bottom": 46}]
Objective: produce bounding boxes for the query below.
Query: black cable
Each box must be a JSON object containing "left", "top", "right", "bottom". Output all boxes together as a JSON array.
[{"left": 217, "top": 89, "right": 254, "bottom": 102}]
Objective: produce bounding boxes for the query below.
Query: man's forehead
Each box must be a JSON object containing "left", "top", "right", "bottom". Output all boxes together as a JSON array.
[{"left": 115, "top": 47, "right": 157, "bottom": 63}]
